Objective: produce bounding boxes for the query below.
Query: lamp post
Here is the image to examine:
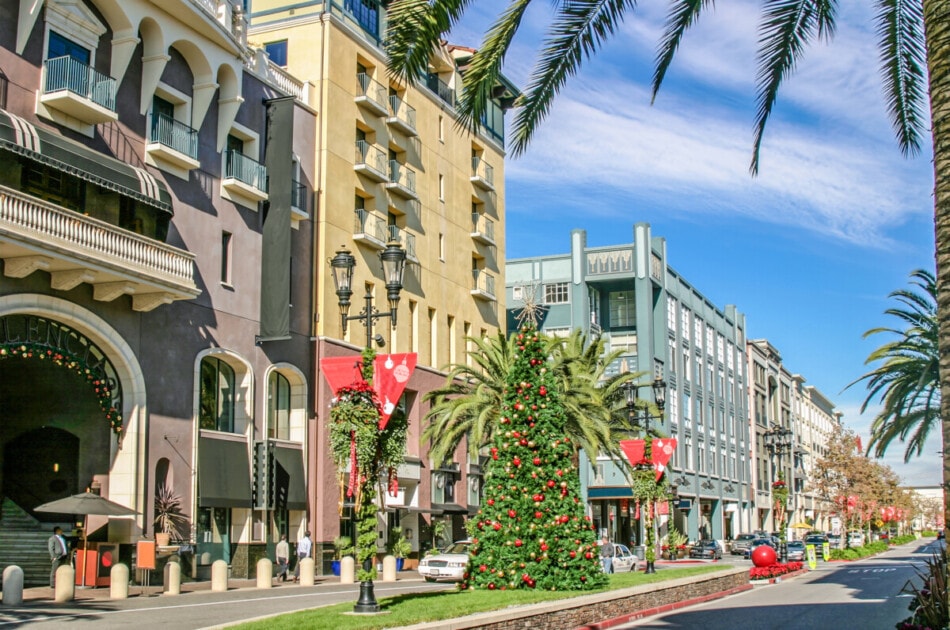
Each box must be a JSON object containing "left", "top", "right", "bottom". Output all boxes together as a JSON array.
[
  {"left": 621, "top": 377, "right": 667, "bottom": 574},
  {"left": 329, "top": 241, "right": 406, "bottom": 614},
  {"left": 764, "top": 424, "right": 793, "bottom": 563}
]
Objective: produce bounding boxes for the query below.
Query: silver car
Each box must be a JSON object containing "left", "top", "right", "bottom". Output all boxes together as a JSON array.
[{"left": 418, "top": 541, "right": 470, "bottom": 582}]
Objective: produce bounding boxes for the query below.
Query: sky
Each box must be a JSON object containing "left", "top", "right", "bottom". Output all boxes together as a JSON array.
[{"left": 449, "top": 1, "right": 940, "bottom": 486}]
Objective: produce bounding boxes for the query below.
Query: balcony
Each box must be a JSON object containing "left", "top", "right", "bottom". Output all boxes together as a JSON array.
[
  {"left": 471, "top": 157, "right": 495, "bottom": 191},
  {"left": 146, "top": 112, "right": 200, "bottom": 173},
  {"left": 425, "top": 73, "right": 455, "bottom": 108},
  {"left": 354, "top": 140, "right": 388, "bottom": 182},
  {"left": 471, "top": 212, "right": 495, "bottom": 245},
  {"left": 353, "top": 209, "right": 387, "bottom": 249},
  {"left": 355, "top": 73, "right": 388, "bottom": 117},
  {"left": 291, "top": 179, "right": 309, "bottom": 221},
  {"left": 471, "top": 269, "right": 496, "bottom": 301},
  {"left": 386, "top": 161, "right": 417, "bottom": 199},
  {"left": 39, "top": 56, "right": 118, "bottom": 127},
  {"left": 388, "top": 224, "right": 417, "bottom": 261},
  {"left": 386, "top": 95, "right": 417, "bottom": 136},
  {"left": 222, "top": 150, "right": 268, "bottom": 204},
  {"left": 0, "top": 185, "right": 198, "bottom": 311}
]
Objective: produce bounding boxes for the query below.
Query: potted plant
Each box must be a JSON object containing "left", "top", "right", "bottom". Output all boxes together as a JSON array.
[
  {"left": 154, "top": 484, "right": 188, "bottom": 546},
  {"left": 665, "top": 527, "right": 687, "bottom": 560},
  {"left": 389, "top": 527, "right": 411, "bottom": 571},
  {"left": 331, "top": 535, "right": 353, "bottom": 576}
]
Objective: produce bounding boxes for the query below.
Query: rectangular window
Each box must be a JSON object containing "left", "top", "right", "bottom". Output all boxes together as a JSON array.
[
  {"left": 48, "top": 31, "right": 90, "bottom": 64},
  {"left": 544, "top": 282, "right": 569, "bottom": 304},
  {"left": 439, "top": 233, "right": 445, "bottom": 260},
  {"left": 221, "top": 231, "right": 233, "bottom": 284},
  {"left": 408, "top": 300, "right": 417, "bottom": 353},
  {"left": 447, "top": 314, "right": 456, "bottom": 365},
  {"left": 438, "top": 174, "right": 444, "bottom": 201},
  {"left": 608, "top": 290, "right": 635, "bottom": 328},
  {"left": 438, "top": 115, "right": 444, "bottom": 141},
  {"left": 264, "top": 40, "right": 288, "bottom": 67},
  {"left": 429, "top": 308, "right": 437, "bottom": 366},
  {"left": 667, "top": 296, "right": 677, "bottom": 332}
]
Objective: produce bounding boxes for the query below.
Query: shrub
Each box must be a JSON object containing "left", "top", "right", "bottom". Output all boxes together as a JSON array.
[
  {"left": 749, "top": 562, "right": 803, "bottom": 581},
  {"left": 895, "top": 549, "right": 948, "bottom": 630}
]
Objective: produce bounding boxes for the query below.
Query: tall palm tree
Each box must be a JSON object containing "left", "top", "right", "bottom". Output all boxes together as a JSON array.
[
  {"left": 423, "top": 328, "right": 643, "bottom": 470},
  {"left": 848, "top": 269, "right": 939, "bottom": 463},
  {"left": 386, "top": 0, "right": 950, "bottom": 536}
]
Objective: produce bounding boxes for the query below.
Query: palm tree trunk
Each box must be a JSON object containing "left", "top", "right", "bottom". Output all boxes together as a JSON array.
[{"left": 923, "top": 0, "right": 950, "bottom": 541}]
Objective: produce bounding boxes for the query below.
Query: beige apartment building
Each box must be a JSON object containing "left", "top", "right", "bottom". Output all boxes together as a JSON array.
[{"left": 248, "top": 1, "right": 517, "bottom": 567}]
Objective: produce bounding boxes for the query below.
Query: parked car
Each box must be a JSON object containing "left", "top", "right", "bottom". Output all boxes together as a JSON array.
[
  {"left": 785, "top": 540, "right": 806, "bottom": 561},
  {"left": 804, "top": 533, "right": 829, "bottom": 549},
  {"left": 847, "top": 531, "right": 865, "bottom": 547},
  {"left": 602, "top": 543, "right": 639, "bottom": 573},
  {"left": 827, "top": 533, "right": 842, "bottom": 548},
  {"left": 744, "top": 538, "right": 776, "bottom": 559},
  {"left": 689, "top": 539, "right": 723, "bottom": 560},
  {"left": 418, "top": 541, "right": 470, "bottom": 582},
  {"left": 730, "top": 533, "right": 757, "bottom": 556}
]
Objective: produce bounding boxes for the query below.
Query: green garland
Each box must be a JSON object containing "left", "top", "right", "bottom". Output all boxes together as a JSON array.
[
  {"left": 631, "top": 470, "right": 673, "bottom": 565},
  {"left": 0, "top": 342, "right": 122, "bottom": 433}
]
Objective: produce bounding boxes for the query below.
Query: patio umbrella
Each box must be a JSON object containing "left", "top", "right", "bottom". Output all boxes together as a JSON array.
[
  {"left": 35, "top": 492, "right": 137, "bottom": 587},
  {"left": 789, "top": 522, "right": 813, "bottom": 529}
]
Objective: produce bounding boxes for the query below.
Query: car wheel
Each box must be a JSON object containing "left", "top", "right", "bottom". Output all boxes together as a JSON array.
[{"left": 424, "top": 577, "right": 436, "bottom": 583}]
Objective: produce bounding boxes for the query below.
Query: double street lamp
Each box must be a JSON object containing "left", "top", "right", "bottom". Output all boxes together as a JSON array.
[
  {"left": 621, "top": 377, "right": 667, "bottom": 574},
  {"left": 764, "top": 424, "right": 793, "bottom": 563},
  {"left": 329, "top": 241, "right": 406, "bottom": 614}
]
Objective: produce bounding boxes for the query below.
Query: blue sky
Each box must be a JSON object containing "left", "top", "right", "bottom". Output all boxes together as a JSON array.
[{"left": 451, "top": 1, "right": 940, "bottom": 486}]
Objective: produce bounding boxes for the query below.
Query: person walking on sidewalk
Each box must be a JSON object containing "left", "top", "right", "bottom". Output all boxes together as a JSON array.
[
  {"left": 599, "top": 535, "right": 614, "bottom": 574},
  {"left": 48, "top": 526, "right": 70, "bottom": 587},
  {"left": 294, "top": 531, "right": 312, "bottom": 582},
  {"left": 275, "top": 534, "right": 290, "bottom": 582}
]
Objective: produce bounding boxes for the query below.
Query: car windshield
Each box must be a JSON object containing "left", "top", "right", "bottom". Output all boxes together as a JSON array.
[
  {"left": 442, "top": 543, "right": 469, "bottom": 554},
  {"left": 737, "top": 534, "right": 755, "bottom": 541},
  {"left": 787, "top": 541, "right": 805, "bottom": 549},
  {"left": 699, "top": 540, "right": 716, "bottom": 547}
]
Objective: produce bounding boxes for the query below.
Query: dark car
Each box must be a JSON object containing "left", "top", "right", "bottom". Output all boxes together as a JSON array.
[
  {"left": 689, "top": 539, "right": 723, "bottom": 560},
  {"left": 804, "top": 533, "right": 829, "bottom": 547},
  {"left": 743, "top": 537, "right": 776, "bottom": 559},
  {"left": 730, "top": 533, "right": 757, "bottom": 556}
]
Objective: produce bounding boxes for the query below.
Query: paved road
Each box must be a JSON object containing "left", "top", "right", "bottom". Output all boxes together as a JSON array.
[
  {"left": 618, "top": 540, "right": 940, "bottom": 629},
  {"left": 0, "top": 579, "right": 454, "bottom": 629}
]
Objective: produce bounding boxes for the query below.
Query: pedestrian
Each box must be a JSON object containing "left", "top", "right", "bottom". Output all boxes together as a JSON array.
[
  {"left": 48, "top": 526, "right": 70, "bottom": 588},
  {"left": 294, "top": 530, "right": 312, "bottom": 582},
  {"left": 600, "top": 535, "right": 614, "bottom": 574},
  {"left": 275, "top": 534, "right": 290, "bottom": 582}
]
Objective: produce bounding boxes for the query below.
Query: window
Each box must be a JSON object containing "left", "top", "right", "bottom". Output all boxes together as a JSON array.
[
  {"left": 268, "top": 371, "right": 291, "bottom": 440},
  {"left": 48, "top": 31, "right": 90, "bottom": 65},
  {"left": 667, "top": 296, "right": 677, "bottom": 332},
  {"left": 22, "top": 161, "right": 84, "bottom": 210},
  {"left": 343, "top": 0, "right": 380, "bottom": 39},
  {"left": 608, "top": 290, "right": 635, "bottom": 328},
  {"left": 544, "top": 282, "right": 569, "bottom": 304},
  {"left": 221, "top": 231, "right": 233, "bottom": 285},
  {"left": 439, "top": 174, "right": 444, "bottom": 200},
  {"left": 439, "top": 233, "right": 445, "bottom": 260},
  {"left": 438, "top": 115, "right": 444, "bottom": 141},
  {"left": 199, "top": 357, "right": 235, "bottom": 432},
  {"left": 264, "top": 40, "right": 288, "bottom": 67}
]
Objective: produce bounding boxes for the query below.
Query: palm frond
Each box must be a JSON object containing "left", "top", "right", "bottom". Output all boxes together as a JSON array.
[
  {"left": 651, "top": 0, "right": 713, "bottom": 103},
  {"left": 386, "top": 0, "right": 472, "bottom": 84}
]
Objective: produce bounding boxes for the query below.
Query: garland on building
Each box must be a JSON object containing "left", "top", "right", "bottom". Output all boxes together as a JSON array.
[
  {"left": 464, "top": 323, "right": 606, "bottom": 591},
  {"left": 0, "top": 342, "right": 122, "bottom": 433},
  {"left": 630, "top": 469, "right": 674, "bottom": 565}
]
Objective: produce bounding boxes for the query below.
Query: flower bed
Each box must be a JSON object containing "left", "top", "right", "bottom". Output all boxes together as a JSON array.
[{"left": 749, "top": 562, "right": 803, "bottom": 581}]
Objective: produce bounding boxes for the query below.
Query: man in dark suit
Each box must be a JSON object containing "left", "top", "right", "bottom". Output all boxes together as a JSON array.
[{"left": 48, "top": 526, "right": 70, "bottom": 587}]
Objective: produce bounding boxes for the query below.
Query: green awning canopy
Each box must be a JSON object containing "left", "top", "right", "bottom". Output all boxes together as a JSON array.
[
  {"left": 587, "top": 487, "right": 635, "bottom": 499},
  {"left": 198, "top": 436, "right": 252, "bottom": 508},
  {"left": 0, "top": 109, "right": 172, "bottom": 213},
  {"left": 273, "top": 444, "right": 307, "bottom": 511}
]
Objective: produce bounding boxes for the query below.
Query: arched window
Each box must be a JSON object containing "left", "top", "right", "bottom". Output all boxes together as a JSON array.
[
  {"left": 267, "top": 371, "right": 290, "bottom": 440},
  {"left": 199, "top": 357, "right": 235, "bottom": 432}
]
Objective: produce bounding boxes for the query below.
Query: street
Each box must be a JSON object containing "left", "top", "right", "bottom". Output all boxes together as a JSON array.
[{"left": 619, "top": 540, "right": 940, "bottom": 629}]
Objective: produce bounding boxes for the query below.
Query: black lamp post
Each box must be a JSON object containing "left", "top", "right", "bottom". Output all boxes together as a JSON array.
[
  {"left": 764, "top": 424, "right": 793, "bottom": 563},
  {"left": 329, "top": 241, "right": 406, "bottom": 614},
  {"left": 621, "top": 377, "right": 667, "bottom": 574}
]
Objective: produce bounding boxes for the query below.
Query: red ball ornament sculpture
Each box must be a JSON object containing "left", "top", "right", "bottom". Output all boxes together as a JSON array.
[{"left": 751, "top": 545, "right": 777, "bottom": 567}]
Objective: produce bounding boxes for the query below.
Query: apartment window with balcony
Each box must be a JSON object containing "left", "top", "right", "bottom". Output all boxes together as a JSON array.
[
  {"left": 544, "top": 282, "right": 569, "bottom": 304},
  {"left": 344, "top": 0, "right": 381, "bottom": 39},
  {"left": 119, "top": 197, "right": 169, "bottom": 241},
  {"left": 264, "top": 40, "right": 288, "bottom": 67},
  {"left": 22, "top": 161, "right": 84, "bottom": 211},
  {"left": 48, "top": 31, "right": 90, "bottom": 65}
]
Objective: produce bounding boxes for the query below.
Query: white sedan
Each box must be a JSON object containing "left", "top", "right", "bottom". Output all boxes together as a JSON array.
[
  {"left": 603, "top": 543, "right": 639, "bottom": 573},
  {"left": 418, "top": 541, "right": 470, "bottom": 582}
]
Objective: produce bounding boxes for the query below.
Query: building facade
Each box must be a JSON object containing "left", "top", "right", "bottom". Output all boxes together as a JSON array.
[
  {"left": 247, "top": 1, "right": 516, "bottom": 567},
  {"left": 0, "top": 0, "right": 318, "bottom": 583},
  {"left": 505, "top": 224, "right": 751, "bottom": 546}
]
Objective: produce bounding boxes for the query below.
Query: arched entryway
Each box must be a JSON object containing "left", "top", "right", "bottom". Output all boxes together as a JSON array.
[{"left": 3, "top": 427, "right": 80, "bottom": 521}]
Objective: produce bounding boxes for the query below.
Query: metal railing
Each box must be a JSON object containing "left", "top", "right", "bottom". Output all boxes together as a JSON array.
[
  {"left": 355, "top": 140, "right": 388, "bottom": 175},
  {"left": 471, "top": 212, "right": 495, "bottom": 242},
  {"left": 354, "top": 208, "right": 386, "bottom": 242},
  {"left": 356, "top": 72, "right": 387, "bottom": 111},
  {"left": 472, "top": 157, "right": 495, "bottom": 187},
  {"left": 225, "top": 150, "right": 267, "bottom": 192},
  {"left": 425, "top": 73, "right": 455, "bottom": 108},
  {"left": 388, "top": 161, "right": 416, "bottom": 195},
  {"left": 472, "top": 269, "right": 495, "bottom": 297},
  {"left": 388, "top": 224, "right": 416, "bottom": 259},
  {"left": 44, "top": 56, "right": 117, "bottom": 112},
  {"left": 150, "top": 112, "right": 198, "bottom": 159},
  {"left": 388, "top": 95, "right": 417, "bottom": 131}
]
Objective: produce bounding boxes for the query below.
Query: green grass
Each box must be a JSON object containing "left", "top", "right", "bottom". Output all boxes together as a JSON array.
[{"left": 237, "top": 565, "right": 727, "bottom": 630}]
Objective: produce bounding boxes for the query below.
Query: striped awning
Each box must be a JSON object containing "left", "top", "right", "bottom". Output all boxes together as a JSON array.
[{"left": 0, "top": 109, "right": 172, "bottom": 213}]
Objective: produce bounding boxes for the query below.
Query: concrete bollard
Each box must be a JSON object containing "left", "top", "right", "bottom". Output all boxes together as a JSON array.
[
  {"left": 256, "top": 558, "right": 273, "bottom": 589},
  {"left": 2, "top": 565, "right": 23, "bottom": 605},
  {"left": 298, "top": 557, "right": 315, "bottom": 586},
  {"left": 211, "top": 559, "right": 228, "bottom": 592},
  {"left": 165, "top": 561, "right": 181, "bottom": 595},
  {"left": 381, "top": 555, "right": 396, "bottom": 582},
  {"left": 54, "top": 564, "right": 75, "bottom": 603},
  {"left": 340, "top": 556, "right": 355, "bottom": 584},
  {"left": 110, "top": 563, "right": 129, "bottom": 600}
]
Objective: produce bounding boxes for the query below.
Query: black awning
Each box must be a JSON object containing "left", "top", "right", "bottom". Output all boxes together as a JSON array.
[
  {"left": 0, "top": 109, "right": 172, "bottom": 213},
  {"left": 273, "top": 444, "right": 307, "bottom": 511},
  {"left": 431, "top": 503, "right": 468, "bottom": 515},
  {"left": 385, "top": 506, "right": 444, "bottom": 515},
  {"left": 198, "top": 435, "right": 252, "bottom": 508}
]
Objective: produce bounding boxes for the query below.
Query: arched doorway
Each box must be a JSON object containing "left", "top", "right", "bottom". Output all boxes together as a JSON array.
[{"left": 3, "top": 427, "right": 80, "bottom": 520}]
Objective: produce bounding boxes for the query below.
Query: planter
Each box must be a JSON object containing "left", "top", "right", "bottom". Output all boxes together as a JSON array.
[
  {"left": 396, "top": 558, "right": 404, "bottom": 572},
  {"left": 331, "top": 560, "right": 341, "bottom": 576},
  {"left": 156, "top": 532, "right": 171, "bottom": 547}
]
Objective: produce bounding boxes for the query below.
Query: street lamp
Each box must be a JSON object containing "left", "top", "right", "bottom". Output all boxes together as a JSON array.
[
  {"left": 764, "top": 424, "right": 793, "bottom": 563},
  {"left": 621, "top": 376, "right": 667, "bottom": 574},
  {"left": 329, "top": 241, "right": 406, "bottom": 614}
]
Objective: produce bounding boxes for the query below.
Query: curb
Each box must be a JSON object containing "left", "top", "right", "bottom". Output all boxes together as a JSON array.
[{"left": 576, "top": 583, "right": 753, "bottom": 630}]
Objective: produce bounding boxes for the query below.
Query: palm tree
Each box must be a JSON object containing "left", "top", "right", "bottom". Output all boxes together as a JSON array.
[
  {"left": 848, "top": 269, "right": 939, "bottom": 463},
  {"left": 386, "top": 0, "right": 950, "bottom": 538},
  {"left": 423, "top": 328, "right": 644, "bottom": 470}
]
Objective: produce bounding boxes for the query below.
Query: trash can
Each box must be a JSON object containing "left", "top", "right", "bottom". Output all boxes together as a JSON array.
[{"left": 633, "top": 545, "right": 646, "bottom": 561}]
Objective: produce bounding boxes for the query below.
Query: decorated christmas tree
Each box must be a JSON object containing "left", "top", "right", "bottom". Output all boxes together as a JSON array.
[{"left": 464, "top": 322, "right": 606, "bottom": 591}]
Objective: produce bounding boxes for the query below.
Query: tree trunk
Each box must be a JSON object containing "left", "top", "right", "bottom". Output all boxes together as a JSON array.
[{"left": 923, "top": 0, "right": 950, "bottom": 541}]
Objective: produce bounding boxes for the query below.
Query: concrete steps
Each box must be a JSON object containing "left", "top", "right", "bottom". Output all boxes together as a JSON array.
[{"left": 0, "top": 498, "right": 67, "bottom": 587}]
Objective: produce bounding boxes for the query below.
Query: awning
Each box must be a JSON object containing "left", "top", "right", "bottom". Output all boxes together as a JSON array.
[
  {"left": 587, "top": 487, "right": 635, "bottom": 500},
  {"left": 198, "top": 435, "right": 252, "bottom": 508},
  {"left": 273, "top": 444, "right": 307, "bottom": 511},
  {"left": 386, "top": 506, "right": 444, "bottom": 515},
  {"left": 431, "top": 503, "right": 468, "bottom": 515},
  {"left": 0, "top": 109, "right": 172, "bottom": 213}
]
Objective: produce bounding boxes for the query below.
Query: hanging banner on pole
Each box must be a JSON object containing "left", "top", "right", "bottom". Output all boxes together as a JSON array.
[
  {"left": 619, "top": 438, "right": 678, "bottom": 481},
  {"left": 373, "top": 353, "right": 417, "bottom": 429},
  {"left": 320, "top": 356, "right": 365, "bottom": 393}
]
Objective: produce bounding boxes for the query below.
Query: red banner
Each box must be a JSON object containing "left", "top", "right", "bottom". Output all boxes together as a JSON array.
[
  {"left": 619, "top": 438, "right": 678, "bottom": 482},
  {"left": 373, "top": 353, "right": 417, "bottom": 429},
  {"left": 320, "top": 356, "right": 365, "bottom": 393}
]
